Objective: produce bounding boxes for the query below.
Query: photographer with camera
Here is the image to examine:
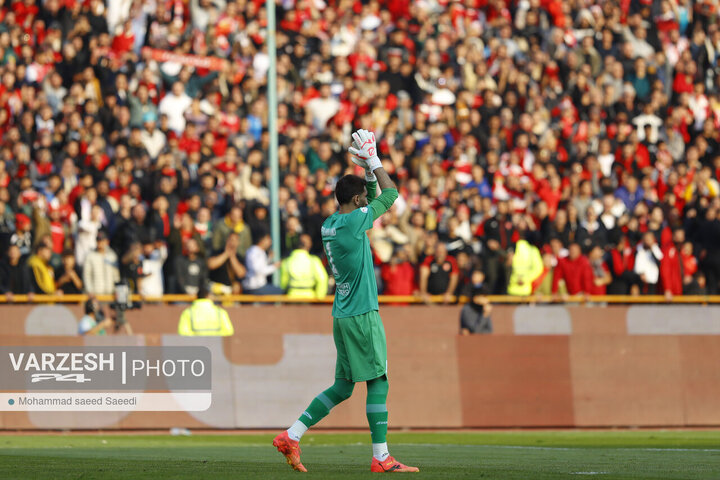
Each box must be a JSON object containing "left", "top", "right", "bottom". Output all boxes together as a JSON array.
[
  {"left": 78, "top": 298, "right": 114, "bottom": 336},
  {"left": 78, "top": 283, "right": 135, "bottom": 336}
]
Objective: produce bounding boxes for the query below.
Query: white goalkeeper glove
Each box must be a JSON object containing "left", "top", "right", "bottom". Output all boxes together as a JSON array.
[
  {"left": 350, "top": 138, "right": 377, "bottom": 182},
  {"left": 349, "top": 129, "right": 382, "bottom": 174}
]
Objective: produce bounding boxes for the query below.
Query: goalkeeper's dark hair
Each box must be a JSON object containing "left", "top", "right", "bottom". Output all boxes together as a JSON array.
[{"left": 335, "top": 174, "right": 367, "bottom": 205}]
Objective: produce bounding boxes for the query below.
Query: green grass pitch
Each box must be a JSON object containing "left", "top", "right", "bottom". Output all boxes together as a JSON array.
[{"left": 0, "top": 431, "right": 718, "bottom": 479}]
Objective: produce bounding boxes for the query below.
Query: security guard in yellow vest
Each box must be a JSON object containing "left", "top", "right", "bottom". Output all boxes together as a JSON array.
[
  {"left": 178, "top": 284, "right": 234, "bottom": 336},
  {"left": 507, "top": 238, "right": 544, "bottom": 296},
  {"left": 280, "top": 234, "right": 329, "bottom": 299}
]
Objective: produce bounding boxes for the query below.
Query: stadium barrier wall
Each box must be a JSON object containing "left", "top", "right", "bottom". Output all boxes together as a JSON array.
[{"left": 0, "top": 304, "right": 719, "bottom": 429}]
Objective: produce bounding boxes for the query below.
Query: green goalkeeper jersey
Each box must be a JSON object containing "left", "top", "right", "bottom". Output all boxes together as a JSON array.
[{"left": 322, "top": 180, "right": 398, "bottom": 318}]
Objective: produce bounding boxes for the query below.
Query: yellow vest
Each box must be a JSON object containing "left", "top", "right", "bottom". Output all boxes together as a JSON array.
[
  {"left": 280, "top": 249, "right": 329, "bottom": 299},
  {"left": 178, "top": 299, "right": 234, "bottom": 336},
  {"left": 507, "top": 240, "right": 543, "bottom": 296}
]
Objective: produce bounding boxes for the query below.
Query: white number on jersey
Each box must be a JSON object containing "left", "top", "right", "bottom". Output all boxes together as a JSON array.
[{"left": 325, "top": 241, "right": 339, "bottom": 277}]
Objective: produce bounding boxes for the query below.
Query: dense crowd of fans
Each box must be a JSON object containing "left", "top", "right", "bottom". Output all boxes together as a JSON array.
[{"left": 1, "top": 0, "right": 720, "bottom": 302}]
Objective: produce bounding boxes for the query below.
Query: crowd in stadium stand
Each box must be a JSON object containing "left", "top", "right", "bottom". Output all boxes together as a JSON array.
[{"left": 1, "top": 0, "right": 720, "bottom": 302}]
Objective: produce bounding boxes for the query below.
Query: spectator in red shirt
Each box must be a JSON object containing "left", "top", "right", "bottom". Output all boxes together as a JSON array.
[
  {"left": 48, "top": 206, "right": 66, "bottom": 255},
  {"left": 537, "top": 173, "right": 563, "bottom": 218},
  {"left": 680, "top": 241, "right": 703, "bottom": 294},
  {"left": 552, "top": 242, "right": 594, "bottom": 296},
  {"left": 381, "top": 245, "right": 416, "bottom": 296},
  {"left": 111, "top": 20, "right": 135, "bottom": 56},
  {"left": 661, "top": 228, "right": 685, "bottom": 298},
  {"left": 178, "top": 122, "right": 201, "bottom": 154},
  {"left": 607, "top": 234, "right": 641, "bottom": 295},
  {"left": 681, "top": 241, "right": 698, "bottom": 279},
  {"left": 673, "top": 61, "right": 695, "bottom": 94}
]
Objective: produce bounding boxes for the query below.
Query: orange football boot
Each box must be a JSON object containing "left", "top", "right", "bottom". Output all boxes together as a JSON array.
[
  {"left": 272, "top": 431, "right": 307, "bottom": 472},
  {"left": 371, "top": 455, "right": 420, "bottom": 473}
]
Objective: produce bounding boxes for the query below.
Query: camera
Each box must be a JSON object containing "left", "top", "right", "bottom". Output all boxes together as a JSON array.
[
  {"left": 109, "top": 281, "right": 140, "bottom": 327},
  {"left": 113, "top": 281, "right": 134, "bottom": 311}
]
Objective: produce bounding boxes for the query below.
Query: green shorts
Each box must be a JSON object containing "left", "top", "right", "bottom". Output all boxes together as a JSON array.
[{"left": 333, "top": 310, "right": 388, "bottom": 382}]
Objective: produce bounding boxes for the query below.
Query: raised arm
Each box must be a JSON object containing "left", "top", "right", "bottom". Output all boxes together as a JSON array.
[
  {"left": 374, "top": 166, "right": 396, "bottom": 192},
  {"left": 368, "top": 168, "right": 398, "bottom": 221},
  {"left": 348, "top": 129, "right": 398, "bottom": 221},
  {"left": 207, "top": 250, "right": 230, "bottom": 271}
]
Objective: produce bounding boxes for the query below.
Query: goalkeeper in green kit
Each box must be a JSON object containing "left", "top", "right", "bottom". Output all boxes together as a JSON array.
[{"left": 273, "top": 129, "right": 419, "bottom": 473}]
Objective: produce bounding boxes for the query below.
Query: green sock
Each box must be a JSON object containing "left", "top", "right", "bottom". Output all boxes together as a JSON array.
[
  {"left": 298, "top": 378, "right": 355, "bottom": 428},
  {"left": 366, "top": 375, "right": 389, "bottom": 443}
]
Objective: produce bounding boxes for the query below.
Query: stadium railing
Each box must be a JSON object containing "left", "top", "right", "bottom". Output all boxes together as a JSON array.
[{"left": 0, "top": 294, "right": 719, "bottom": 304}]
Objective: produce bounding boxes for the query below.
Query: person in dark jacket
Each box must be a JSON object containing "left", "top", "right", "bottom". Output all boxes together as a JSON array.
[
  {"left": 479, "top": 199, "right": 514, "bottom": 293},
  {"left": 55, "top": 250, "right": 84, "bottom": 295},
  {"left": 698, "top": 206, "right": 720, "bottom": 294},
  {"left": 176, "top": 238, "right": 209, "bottom": 295},
  {"left": 459, "top": 268, "right": 493, "bottom": 334},
  {"left": 0, "top": 245, "right": 34, "bottom": 296}
]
